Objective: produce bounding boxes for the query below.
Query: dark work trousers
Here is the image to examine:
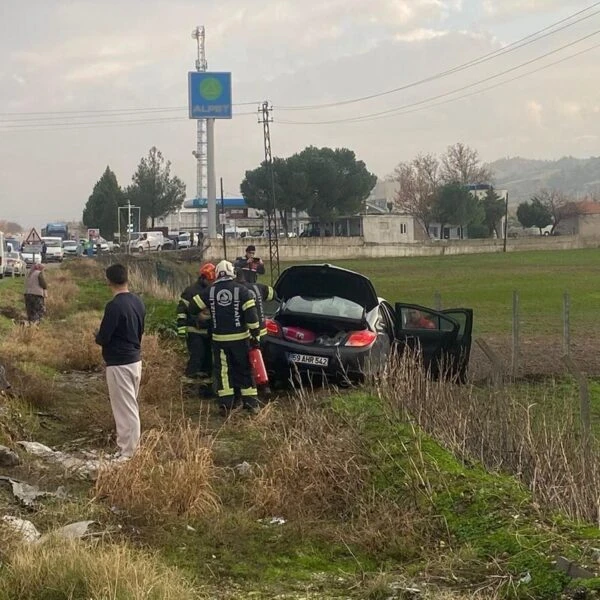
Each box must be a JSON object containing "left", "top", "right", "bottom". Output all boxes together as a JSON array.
[
  {"left": 212, "top": 340, "right": 258, "bottom": 410},
  {"left": 185, "top": 333, "right": 212, "bottom": 377}
]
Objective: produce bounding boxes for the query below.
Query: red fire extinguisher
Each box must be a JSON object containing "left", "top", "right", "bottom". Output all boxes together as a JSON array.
[{"left": 249, "top": 347, "right": 269, "bottom": 385}]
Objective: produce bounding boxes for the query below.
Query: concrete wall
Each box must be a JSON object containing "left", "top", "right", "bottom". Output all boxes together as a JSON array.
[{"left": 204, "top": 234, "right": 599, "bottom": 262}]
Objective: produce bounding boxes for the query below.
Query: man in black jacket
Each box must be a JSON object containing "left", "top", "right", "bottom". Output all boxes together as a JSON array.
[
  {"left": 189, "top": 260, "right": 261, "bottom": 414},
  {"left": 95, "top": 264, "right": 145, "bottom": 460},
  {"left": 177, "top": 263, "right": 216, "bottom": 382},
  {"left": 234, "top": 245, "right": 265, "bottom": 284}
]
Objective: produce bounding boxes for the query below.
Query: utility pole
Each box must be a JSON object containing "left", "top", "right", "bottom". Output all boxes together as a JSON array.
[
  {"left": 258, "top": 101, "right": 280, "bottom": 284},
  {"left": 503, "top": 191, "right": 509, "bottom": 253},
  {"left": 191, "top": 26, "right": 208, "bottom": 234},
  {"left": 220, "top": 177, "right": 227, "bottom": 260}
]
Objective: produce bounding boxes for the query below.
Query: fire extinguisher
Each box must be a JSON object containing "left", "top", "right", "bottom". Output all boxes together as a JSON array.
[{"left": 249, "top": 347, "right": 269, "bottom": 385}]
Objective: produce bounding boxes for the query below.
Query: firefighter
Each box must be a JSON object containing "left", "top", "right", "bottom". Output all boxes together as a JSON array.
[
  {"left": 235, "top": 268, "right": 276, "bottom": 341},
  {"left": 177, "top": 263, "right": 216, "bottom": 383},
  {"left": 235, "top": 268, "right": 277, "bottom": 397},
  {"left": 189, "top": 260, "right": 261, "bottom": 415}
]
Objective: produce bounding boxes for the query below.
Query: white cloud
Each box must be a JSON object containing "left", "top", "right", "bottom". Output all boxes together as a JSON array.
[
  {"left": 63, "top": 60, "right": 148, "bottom": 82},
  {"left": 395, "top": 28, "right": 449, "bottom": 42},
  {"left": 483, "top": 0, "right": 589, "bottom": 17},
  {"left": 527, "top": 99, "right": 543, "bottom": 125},
  {"left": 559, "top": 101, "right": 582, "bottom": 117}
]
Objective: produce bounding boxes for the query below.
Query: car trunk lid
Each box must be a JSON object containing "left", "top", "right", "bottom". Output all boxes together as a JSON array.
[{"left": 274, "top": 264, "right": 379, "bottom": 311}]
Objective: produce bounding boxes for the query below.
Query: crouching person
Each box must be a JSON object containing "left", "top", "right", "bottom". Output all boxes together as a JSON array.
[{"left": 95, "top": 264, "right": 146, "bottom": 460}]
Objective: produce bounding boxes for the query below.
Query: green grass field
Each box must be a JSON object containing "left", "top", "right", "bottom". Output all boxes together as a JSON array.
[{"left": 265, "top": 248, "right": 600, "bottom": 335}]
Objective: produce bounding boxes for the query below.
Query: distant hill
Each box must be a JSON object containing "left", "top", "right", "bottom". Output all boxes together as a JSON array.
[{"left": 489, "top": 156, "right": 600, "bottom": 205}]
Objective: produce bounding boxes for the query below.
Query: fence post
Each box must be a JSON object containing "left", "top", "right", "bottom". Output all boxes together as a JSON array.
[
  {"left": 563, "top": 291, "right": 571, "bottom": 359},
  {"left": 512, "top": 290, "right": 520, "bottom": 378},
  {"left": 434, "top": 291, "right": 442, "bottom": 311},
  {"left": 476, "top": 338, "right": 505, "bottom": 389},
  {"left": 562, "top": 356, "right": 591, "bottom": 457}
]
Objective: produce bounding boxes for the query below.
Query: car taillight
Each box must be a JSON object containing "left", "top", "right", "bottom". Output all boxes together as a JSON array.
[
  {"left": 345, "top": 330, "right": 377, "bottom": 347},
  {"left": 265, "top": 318, "right": 281, "bottom": 337}
]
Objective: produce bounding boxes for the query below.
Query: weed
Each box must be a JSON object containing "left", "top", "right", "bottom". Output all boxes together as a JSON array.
[
  {"left": 44, "top": 272, "right": 78, "bottom": 319},
  {"left": 0, "top": 538, "right": 199, "bottom": 600},
  {"left": 139, "top": 334, "right": 183, "bottom": 406},
  {"left": 95, "top": 421, "right": 220, "bottom": 522},
  {"left": 249, "top": 395, "right": 370, "bottom": 521}
]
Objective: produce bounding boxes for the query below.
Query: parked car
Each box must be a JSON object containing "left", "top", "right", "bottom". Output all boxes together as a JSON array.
[
  {"left": 62, "top": 240, "right": 78, "bottom": 256},
  {"left": 262, "top": 264, "right": 473, "bottom": 385},
  {"left": 21, "top": 244, "right": 43, "bottom": 266},
  {"left": 41, "top": 237, "right": 64, "bottom": 262},
  {"left": 177, "top": 232, "right": 192, "bottom": 249},
  {"left": 5, "top": 252, "right": 26, "bottom": 276}
]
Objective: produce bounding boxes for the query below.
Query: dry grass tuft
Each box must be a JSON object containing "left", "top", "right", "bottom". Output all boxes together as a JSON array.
[
  {"left": 139, "top": 334, "right": 183, "bottom": 406},
  {"left": 44, "top": 272, "right": 79, "bottom": 319},
  {"left": 127, "top": 261, "right": 187, "bottom": 301},
  {"left": 63, "top": 258, "right": 104, "bottom": 279},
  {"left": 249, "top": 395, "right": 370, "bottom": 521},
  {"left": 0, "top": 537, "right": 199, "bottom": 600},
  {"left": 95, "top": 421, "right": 221, "bottom": 522},
  {"left": 0, "top": 311, "right": 103, "bottom": 372}
]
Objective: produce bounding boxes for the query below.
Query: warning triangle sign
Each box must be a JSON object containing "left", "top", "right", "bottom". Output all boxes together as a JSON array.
[{"left": 24, "top": 228, "right": 43, "bottom": 245}]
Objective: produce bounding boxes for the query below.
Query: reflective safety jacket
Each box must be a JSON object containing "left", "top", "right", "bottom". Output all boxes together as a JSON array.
[
  {"left": 177, "top": 277, "right": 211, "bottom": 336},
  {"left": 190, "top": 278, "right": 260, "bottom": 343},
  {"left": 244, "top": 282, "right": 276, "bottom": 338}
]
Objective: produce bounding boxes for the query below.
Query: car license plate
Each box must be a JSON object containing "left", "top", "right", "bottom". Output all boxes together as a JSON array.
[{"left": 288, "top": 353, "right": 329, "bottom": 367}]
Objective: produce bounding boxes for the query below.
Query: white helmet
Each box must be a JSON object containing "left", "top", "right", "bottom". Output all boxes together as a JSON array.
[{"left": 215, "top": 260, "right": 235, "bottom": 279}]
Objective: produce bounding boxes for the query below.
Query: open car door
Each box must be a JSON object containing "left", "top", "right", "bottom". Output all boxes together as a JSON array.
[
  {"left": 441, "top": 309, "right": 473, "bottom": 384},
  {"left": 394, "top": 303, "right": 464, "bottom": 381}
]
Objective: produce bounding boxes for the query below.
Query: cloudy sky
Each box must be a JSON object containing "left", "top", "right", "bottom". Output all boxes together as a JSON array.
[{"left": 1, "top": 0, "right": 599, "bottom": 227}]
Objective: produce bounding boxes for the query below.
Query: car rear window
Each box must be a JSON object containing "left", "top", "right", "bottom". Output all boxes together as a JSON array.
[{"left": 284, "top": 296, "right": 365, "bottom": 320}]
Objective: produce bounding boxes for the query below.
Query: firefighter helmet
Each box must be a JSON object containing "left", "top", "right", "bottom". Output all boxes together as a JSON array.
[{"left": 199, "top": 262, "right": 216, "bottom": 282}]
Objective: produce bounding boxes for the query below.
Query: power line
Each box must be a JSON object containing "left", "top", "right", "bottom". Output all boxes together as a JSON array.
[
  {"left": 276, "top": 1, "right": 600, "bottom": 111},
  {"left": 0, "top": 111, "right": 257, "bottom": 133},
  {"left": 278, "top": 29, "right": 600, "bottom": 125},
  {"left": 0, "top": 100, "right": 260, "bottom": 119},
  {"left": 319, "top": 41, "right": 600, "bottom": 126}
]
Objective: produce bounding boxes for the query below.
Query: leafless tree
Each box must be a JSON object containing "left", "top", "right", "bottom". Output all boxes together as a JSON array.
[
  {"left": 393, "top": 154, "right": 441, "bottom": 235},
  {"left": 532, "top": 189, "right": 569, "bottom": 233},
  {"left": 0, "top": 220, "right": 23, "bottom": 234},
  {"left": 441, "top": 142, "right": 492, "bottom": 185}
]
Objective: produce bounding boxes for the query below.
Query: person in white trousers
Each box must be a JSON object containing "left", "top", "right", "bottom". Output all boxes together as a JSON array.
[{"left": 95, "top": 264, "right": 146, "bottom": 460}]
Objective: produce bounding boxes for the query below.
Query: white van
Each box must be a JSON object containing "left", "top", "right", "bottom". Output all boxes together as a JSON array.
[
  {"left": 128, "top": 232, "right": 165, "bottom": 253},
  {"left": 41, "top": 237, "right": 65, "bottom": 262}
]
